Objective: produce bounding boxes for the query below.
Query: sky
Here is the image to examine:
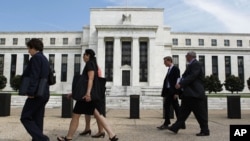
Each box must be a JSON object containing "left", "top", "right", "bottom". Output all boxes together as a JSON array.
[{"left": 0, "top": 0, "right": 250, "bottom": 33}]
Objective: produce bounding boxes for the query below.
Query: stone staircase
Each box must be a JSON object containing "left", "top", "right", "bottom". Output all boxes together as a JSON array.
[{"left": 9, "top": 86, "right": 250, "bottom": 109}]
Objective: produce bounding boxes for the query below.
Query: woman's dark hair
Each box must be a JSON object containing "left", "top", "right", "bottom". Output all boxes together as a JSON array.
[
  {"left": 84, "top": 49, "right": 97, "bottom": 65},
  {"left": 26, "top": 38, "right": 44, "bottom": 51}
]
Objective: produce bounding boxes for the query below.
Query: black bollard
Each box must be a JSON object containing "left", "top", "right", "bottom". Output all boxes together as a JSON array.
[
  {"left": 0, "top": 93, "right": 11, "bottom": 116},
  {"left": 61, "top": 95, "right": 73, "bottom": 118},
  {"left": 130, "top": 95, "right": 140, "bottom": 119}
]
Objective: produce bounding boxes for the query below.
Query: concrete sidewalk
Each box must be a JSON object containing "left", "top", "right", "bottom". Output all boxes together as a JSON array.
[{"left": 0, "top": 108, "right": 250, "bottom": 141}]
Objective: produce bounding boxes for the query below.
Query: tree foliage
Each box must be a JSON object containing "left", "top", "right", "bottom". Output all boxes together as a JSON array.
[
  {"left": 224, "top": 75, "right": 244, "bottom": 94},
  {"left": 10, "top": 75, "right": 22, "bottom": 91},
  {"left": 0, "top": 75, "right": 7, "bottom": 90},
  {"left": 204, "top": 75, "right": 223, "bottom": 94}
]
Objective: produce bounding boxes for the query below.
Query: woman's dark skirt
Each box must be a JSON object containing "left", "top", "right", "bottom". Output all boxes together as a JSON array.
[{"left": 73, "top": 100, "right": 104, "bottom": 115}]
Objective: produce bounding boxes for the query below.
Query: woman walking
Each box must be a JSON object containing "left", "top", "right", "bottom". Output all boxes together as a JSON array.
[{"left": 57, "top": 49, "right": 118, "bottom": 141}]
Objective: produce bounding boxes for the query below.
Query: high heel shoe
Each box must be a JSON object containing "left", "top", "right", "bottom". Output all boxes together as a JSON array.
[
  {"left": 91, "top": 132, "right": 105, "bottom": 138},
  {"left": 79, "top": 130, "right": 91, "bottom": 136},
  {"left": 109, "top": 135, "right": 118, "bottom": 141},
  {"left": 57, "top": 136, "right": 72, "bottom": 141}
]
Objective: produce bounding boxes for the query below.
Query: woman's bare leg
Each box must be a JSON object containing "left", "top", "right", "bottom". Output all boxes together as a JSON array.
[
  {"left": 84, "top": 115, "right": 91, "bottom": 131},
  {"left": 65, "top": 113, "right": 81, "bottom": 139},
  {"left": 93, "top": 109, "right": 115, "bottom": 138},
  {"left": 97, "top": 119, "right": 104, "bottom": 133}
]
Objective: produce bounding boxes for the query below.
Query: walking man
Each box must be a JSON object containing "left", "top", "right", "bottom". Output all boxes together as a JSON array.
[
  {"left": 168, "top": 51, "right": 210, "bottom": 136},
  {"left": 157, "top": 56, "right": 184, "bottom": 130}
]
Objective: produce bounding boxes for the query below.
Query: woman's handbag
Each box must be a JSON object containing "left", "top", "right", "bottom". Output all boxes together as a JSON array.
[
  {"left": 19, "top": 77, "right": 47, "bottom": 97},
  {"left": 71, "top": 73, "right": 106, "bottom": 101},
  {"left": 72, "top": 74, "right": 88, "bottom": 101}
]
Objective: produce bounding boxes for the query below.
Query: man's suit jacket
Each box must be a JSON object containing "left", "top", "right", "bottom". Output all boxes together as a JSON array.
[
  {"left": 22, "top": 52, "right": 50, "bottom": 97},
  {"left": 179, "top": 59, "right": 205, "bottom": 99},
  {"left": 161, "top": 66, "right": 180, "bottom": 98}
]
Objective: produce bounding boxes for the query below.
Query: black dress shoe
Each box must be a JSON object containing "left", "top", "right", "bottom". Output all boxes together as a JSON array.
[
  {"left": 181, "top": 124, "right": 186, "bottom": 129},
  {"left": 157, "top": 124, "right": 169, "bottom": 130},
  {"left": 196, "top": 132, "right": 210, "bottom": 136},
  {"left": 79, "top": 130, "right": 91, "bottom": 136},
  {"left": 92, "top": 132, "right": 105, "bottom": 138},
  {"left": 167, "top": 127, "right": 178, "bottom": 134}
]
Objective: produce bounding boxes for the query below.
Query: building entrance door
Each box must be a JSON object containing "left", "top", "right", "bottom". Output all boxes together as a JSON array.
[{"left": 122, "top": 70, "right": 130, "bottom": 86}]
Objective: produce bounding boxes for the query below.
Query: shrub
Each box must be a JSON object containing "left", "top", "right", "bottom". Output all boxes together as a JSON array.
[
  {"left": 224, "top": 75, "right": 244, "bottom": 94},
  {"left": 247, "top": 77, "right": 250, "bottom": 90},
  {"left": 10, "top": 75, "right": 22, "bottom": 91},
  {"left": 204, "top": 75, "right": 223, "bottom": 94},
  {"left": 0, "top": 75, "right": 7, "bottom": 90}
]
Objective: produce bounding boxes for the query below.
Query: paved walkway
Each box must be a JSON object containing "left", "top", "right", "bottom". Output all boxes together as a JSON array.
[{"left": 0, "top": 108, "right": 250, "bottom": 141}]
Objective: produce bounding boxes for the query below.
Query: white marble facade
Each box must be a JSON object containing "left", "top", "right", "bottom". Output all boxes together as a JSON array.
[{"left": 1, "top": 7, "right": 250, "bottom": 95}]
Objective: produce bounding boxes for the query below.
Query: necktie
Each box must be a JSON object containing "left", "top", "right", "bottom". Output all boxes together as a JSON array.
[{"left": 166, "top": 68, "right": 171, "bottom": 88}]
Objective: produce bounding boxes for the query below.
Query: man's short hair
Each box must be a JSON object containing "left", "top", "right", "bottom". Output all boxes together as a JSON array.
[
  {"left": 186, "top": 51, "right": 196, "bottom": 58},
  {"left": 26, "top": 38, "right": 44, "bottom": 51},
  {"left": 163, "top": 56, "right": 173, "bottom": 62}
]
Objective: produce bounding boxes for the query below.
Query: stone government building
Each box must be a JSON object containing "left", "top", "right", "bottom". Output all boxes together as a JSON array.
[{"left": 1, "top": 7, "right": 250, "bottom": 100}]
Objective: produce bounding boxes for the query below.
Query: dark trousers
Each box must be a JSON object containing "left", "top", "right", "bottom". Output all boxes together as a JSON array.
[
  {"left": 20, "top": 97, "right": 49, "bottom": 141},
  {"left": 163, "top": 97, "right": 180, "bottom": 125},
  {"left": 171, "top": 97, "right": 209, "bottom": 133}
]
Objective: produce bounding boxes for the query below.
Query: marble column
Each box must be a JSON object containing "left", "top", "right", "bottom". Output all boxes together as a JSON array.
[
  {"left": 3, "top": 53, "right": 11, "bottom": 90},
  {"left": 16, "top": 54, "right": 23, "bottom": 75},
  {"left": 132, "top": 37, "right": 139, "bottom": 86},
  {"left": 148, "top": 37, "right": 156, "bottom": 86},
  {"left": 113, "top": 37, "right": 121, "bottom": 86},
  {"left": 97, "top": 37, "right": 105, "bottom": 77}
]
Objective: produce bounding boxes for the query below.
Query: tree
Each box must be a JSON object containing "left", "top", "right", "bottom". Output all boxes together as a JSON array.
[
  {"left": 247, "top": 77, "right": 250, "bottom": 90},
  {"left": 204, "top": 75, "right": 223, "bottom": 94},
  {"left": 224, "top": 75, "right": 244, "bottom": 94},
  {"left": 10, "top": 75, "right": 22, "bottom": 91},
  {"left": 0, "top": 75, "right": 7, "bottom": 90}
]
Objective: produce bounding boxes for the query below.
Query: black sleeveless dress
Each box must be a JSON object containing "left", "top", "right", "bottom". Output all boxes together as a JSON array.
[{"left": 73, "top": 61, "right": 103, "bottom": 115}]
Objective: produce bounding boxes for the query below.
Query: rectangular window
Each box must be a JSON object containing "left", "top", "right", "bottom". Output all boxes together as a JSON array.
[
  {"left": 49, "top": 54, "right": 55, "bottom": 69},
  {"left": 199, "top": 55, "right": 205, "bottom": 75},
  {"left": 121, "top": 41, "right": 131, "bottom": 66},
  {"left": 25, "top": 38, "right": 30, "bottom": 43},
  {"left": 63, "top": 38, "right": 68, "bottom": 45},
  {"left": 225, "top": 56, "right": 231, "bottom": 78},
  {"left": 0, "top": 38, "right": 5, "bottom": 45},
  {"left": 105, "top": 41, "right": 114, "bottom": 81},
  {"left": 185, "top": 39, "right": 191, "bottom": 46},
  {"left": 75, "top": 38, "right": 81, "bottom": 45},
  {"left": 238, "top": 56, "right": 244, "bottom": 82},
  {"left": 237, "top": 40, "right": 242, "bottom": 47},
  {"left": 139, "top": 41, "right": 148, "bottom": 82},
  {"left": 10, "top": 54, "right": 17, "bottom": 80},
  {"left": 211, "top": 39, "right": 217, "bottom": 46},
  {"left": 172, "top": 38, "right": 178, "bottom": 45},
  {"left": 0, "top": 54, "right": 4, "bottom": 75},
  {"left": 50, "top": 38, "right": 56, "bottom": 45},
  {"left": 74, "top": 54, "right": 81, "bottom": 75},
  {"left": 198, "top": 39, "right": 204, "bottom": 46},
  {"left": 212, "top": 56, "right": 218, "bottom": 77},
  {"left": 172, "top": 55, "right": 179, "bottom": 68},
  {"left": 61, "top": 54, "right": 68, "bottom": 82},
  {"left": 23, "top": 54, "right": 29, "bottom": 71},
  {"left": 224, "top": 39, "right": 230, "bottom": 46},
  {"left": 13, "top": 38, "right": 18, "bottom": 45}
]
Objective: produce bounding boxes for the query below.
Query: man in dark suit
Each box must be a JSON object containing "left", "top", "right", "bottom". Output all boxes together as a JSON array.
[
  {"left": 168, "top": 51, "right": 210, "bottom": 136},
  {"left": 20, "top": 39, "right": 50, "bottom": 141},
  {"left": 157, "top": 56, "right": 184, "bottom": 130}
]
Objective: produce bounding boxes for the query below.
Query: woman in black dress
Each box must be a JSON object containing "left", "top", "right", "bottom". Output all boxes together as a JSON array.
[{"left": 57, "top": 49, "right": 118, "bottom": 141}]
